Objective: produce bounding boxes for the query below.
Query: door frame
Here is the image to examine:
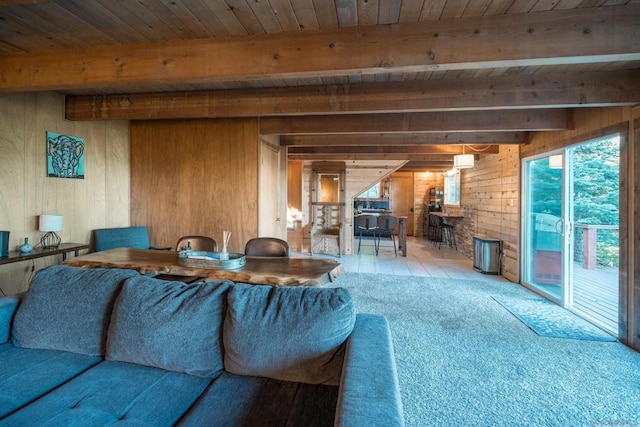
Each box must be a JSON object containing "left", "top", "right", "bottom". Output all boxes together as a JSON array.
[{"left": 520, "top": 125, "right": 628, "bottom": 341}]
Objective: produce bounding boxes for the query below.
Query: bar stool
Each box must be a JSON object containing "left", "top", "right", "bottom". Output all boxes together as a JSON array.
[
  {"left": 431, "top": 215, "right": 457, "bottom": 250},
  {"left": 356, "top": 215, "right": 378, "bottom": 254},
  {"left": 376, "top": 215, "right": 397, "bottom": 256}
]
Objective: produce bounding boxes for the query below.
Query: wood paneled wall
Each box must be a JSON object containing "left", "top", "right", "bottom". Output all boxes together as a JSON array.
[
  {"left": 287, "top": 160, "right": 303, "bottom": 212},
  {"left": 130, "top": 118, "right": 259, "bottom": 254},
  {"left": 458, "top": 145, "right": 520, "bottom": 282},
  {"left": 0, "top": 92, "right": 129, "bottom": 295}
]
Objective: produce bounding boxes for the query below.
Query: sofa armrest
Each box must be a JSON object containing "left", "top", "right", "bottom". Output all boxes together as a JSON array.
[
  {"left": 0, "top": 295, "right": 21, "bottom": 344},
  {"left": 335, "top": 313, "right": 404, "bottom": 427}
]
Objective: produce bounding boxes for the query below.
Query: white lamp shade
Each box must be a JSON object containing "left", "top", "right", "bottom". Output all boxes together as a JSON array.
[
  {"left": 39, "top": 214, "right": 63, "bottom": 232},
  {"left": 548, "top": 154, "right": 563, "bottom": 169},
  {"left": 453, "top": 154, "right": 475, "bottom": 169}
]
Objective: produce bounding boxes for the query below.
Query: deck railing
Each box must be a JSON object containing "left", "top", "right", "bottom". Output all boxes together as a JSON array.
[{"left": 573, "top": 224, "right": 619, "bottom": 270}]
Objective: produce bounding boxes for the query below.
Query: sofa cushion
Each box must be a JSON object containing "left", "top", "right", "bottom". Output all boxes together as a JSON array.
[
  {"left": 0, "top": 343, "right": 101, "bottom": 418},
  {"left": 0, "top": 295, "right": 20, "bottom": 344},
  {"left": 11, "top": 265, "right": 139, "bottom": 356},
  {"left": 223, "top": 284, "right": 355, "bottom": 385},
  {"left": 0, "top": 360, "right": 211, "bottom": 426},
  {"left": 178, "top": 371, "right": 339, "bottom": 426},
  {"left": 106, "top": 276, "right": 232, "bottom": 377}
]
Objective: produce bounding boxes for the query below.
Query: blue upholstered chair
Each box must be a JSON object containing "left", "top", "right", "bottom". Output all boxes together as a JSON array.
[{"left": 93, "top": 226, "right": 170, "bottom": 252}]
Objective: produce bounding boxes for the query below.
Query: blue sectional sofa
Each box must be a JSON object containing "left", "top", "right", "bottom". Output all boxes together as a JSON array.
[{"left": 0, "top": 265, "right": 404, "bottom": 426}]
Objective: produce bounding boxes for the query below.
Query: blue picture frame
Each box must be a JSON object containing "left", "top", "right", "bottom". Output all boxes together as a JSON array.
[{"left": 46, "top": 131, "right": 85, "bottom": 179}]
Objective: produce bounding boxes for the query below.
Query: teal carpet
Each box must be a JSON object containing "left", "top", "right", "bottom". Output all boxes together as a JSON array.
[
  {"left": 494, "top": 297, "right": 616, "bottom": 342},
  {"left": 330, "top": 273, "right": 640, "bottom": 427}
]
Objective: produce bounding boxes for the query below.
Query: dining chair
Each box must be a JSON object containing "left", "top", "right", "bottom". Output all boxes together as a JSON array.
[
  {"left": 244, "top": 237, "right": 290, "bottom": 257},
  {"left": 356, "top": 215, "right": 378, "bottom": 254},
  {"left": 93, "top": 226, "right": 171, "bottom": 252},
  {"left": 376, "top": 215, "right": 397, "bottom": 256},
  {"left": 175, "top": 235, "right": 218, "bottom": 252}
]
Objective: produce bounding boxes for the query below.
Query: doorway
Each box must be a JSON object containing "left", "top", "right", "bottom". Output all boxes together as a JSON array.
[{"left": 522, "top": 134, "right": 620, "bottom": 334}]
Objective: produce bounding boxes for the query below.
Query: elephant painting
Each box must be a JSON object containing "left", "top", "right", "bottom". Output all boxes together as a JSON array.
[{"left": 46, "top": 132, "right": 85, "bottom": 179}]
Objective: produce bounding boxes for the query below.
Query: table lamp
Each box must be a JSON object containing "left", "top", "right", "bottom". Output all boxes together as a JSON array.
[{"left": 39, "top": 214, "right": 63, "bottom": 249}]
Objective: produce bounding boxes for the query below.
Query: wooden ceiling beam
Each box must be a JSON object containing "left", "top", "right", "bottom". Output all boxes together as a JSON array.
[
  {"left": 261, "top": 109, "right": 570, "bottom": 135},
  {"left": 2, "top": 5, "right": 638, "bottom": 92},
  {"left": 398, "top": 163, "right": 454, "bottom": 172},
  {"left": 64, "top": 70, "right": 640, "bottom": 120},
  {"left": 287, "top": 153, "right": 459, "bottom": 162},
  {"left": 287, "top": 145, "right": 499, "bottom": 155},
  {"left": 280, "top": 132, "right": 525, "bottom": 146}
]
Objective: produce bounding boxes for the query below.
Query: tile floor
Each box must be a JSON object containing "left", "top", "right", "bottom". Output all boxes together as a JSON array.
[{"left": 295, "top": 236, "right": 509, "bottom": 283}]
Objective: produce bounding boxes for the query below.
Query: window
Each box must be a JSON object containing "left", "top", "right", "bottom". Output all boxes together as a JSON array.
[
  {"left": 444, "top": 170, "right": 460, "bottom": 206},
  {"left": 360, "top": 183, "right": 381, "bottom": 199}
]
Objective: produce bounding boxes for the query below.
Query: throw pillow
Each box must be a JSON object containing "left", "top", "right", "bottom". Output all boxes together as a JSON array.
[
  {"left": 223, "top": 284, "right": 355, "bottom": 385},
  {"left": 106, "top": 276, "right": 232, "bottom": 378},
  {"left": 11, "top": 265, "right": 138, "bottom": 355}
]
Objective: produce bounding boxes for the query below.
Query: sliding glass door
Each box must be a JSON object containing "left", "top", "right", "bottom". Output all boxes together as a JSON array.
[
  {"left": 522, "top": 134, "right": 620, "bottom": 334},
  {"left": 522, "top": 153, "right": 566, "bottom": 301}
]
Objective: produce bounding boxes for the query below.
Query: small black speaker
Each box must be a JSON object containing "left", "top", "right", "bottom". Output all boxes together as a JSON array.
[{"left": 0, "top": 231, "right": 9, "bottom": 257}]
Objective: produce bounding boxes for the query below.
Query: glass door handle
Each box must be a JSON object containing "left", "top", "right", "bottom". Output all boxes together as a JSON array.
[{"left": 555, "top": 218, "right": 564, "bottom": 236}]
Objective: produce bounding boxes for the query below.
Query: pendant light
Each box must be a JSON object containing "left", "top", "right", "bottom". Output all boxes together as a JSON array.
[{"left": 453, "top": 146, "right": 474, "bottom": 169}]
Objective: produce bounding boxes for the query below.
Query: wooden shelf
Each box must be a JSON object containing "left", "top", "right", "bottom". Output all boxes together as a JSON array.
[{"left": 0, "top": 242, "right": 89, "bottom": 266}]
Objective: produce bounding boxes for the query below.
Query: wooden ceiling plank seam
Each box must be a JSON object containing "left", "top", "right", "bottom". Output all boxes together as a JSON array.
[
  {"left": 440, "top": 0, "right": 472, "bottom": 19},
  {"left": 462, "top": 0, "right": 495, "bottom": 16},
  {"left": 507, "top": 0, "right": 538, "bottom": 13},
  {"left": 268, "top": 0, "right": 302, "bottom": 31},
  {"left": 531, "top": 0, "right": 564, "bottom": 12},
  {"left": 577, "top": 0, "right": 606, "bottom": 7},
  {"left": 217, "top": 0, "right": 266, "bottom": 35},
  {"left": 113, "top": 0, "right": 194, "bottom": 40},
  {"left": 335, "top": 0, "right": 358, "bottom": 27},
  {"left": 32, "top": 2, "right": 124, "bottom": 46},
  {"left": 483, "top": 0, "right": 518, "bottom": 14},
  {"left": 175, "top": 0, "right": 233, "bottom": 37},
  {"left": 554, "top": 0, "right": 585, "bottom": 9},
  {"left": 201, "top": 0, "right": 250, "bottom": 36},
  {"left": 357, "top": 0, "right": 379, "bottom": 26},
  {"left": 311, "top": 0, "right": 339, "bottom": 28},
  {"left": 156, "top": 0, "right": 221, "bottom": 38},
  {"left": 419, "top": 0, "right": 446, "bottom": 20},
  {"left": 378, "top": 0, "right": 401, "bottom": 24},
  {"left": 398, "top": 0, "right": 425, "bottom": 22},
  {"left": 288, "top": 0, "right": 320, "bottom": 30},
  {"left": 90, "top": 0, "right": 169, "bottom": 43},
  {"left": 246, "top": 0, "right": 286, "bottom": 33},
  {"left": 54, "top": 0, "right": 149, "bottom": 45},
  {"left": 0, "top": 5, "right": 87, "bottom": 50}
]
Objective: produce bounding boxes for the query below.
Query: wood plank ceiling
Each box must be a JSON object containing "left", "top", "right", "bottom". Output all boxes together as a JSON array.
[{"left": 1, "top": 0, "right": 639, "bottom": 170}]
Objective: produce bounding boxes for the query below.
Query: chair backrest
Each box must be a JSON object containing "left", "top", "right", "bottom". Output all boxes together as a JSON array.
[
  {"left": 356, "top": 215, "right": 378, "bottom": 231},
  {"left": 175, "top": 235, "right": 218, "bottom": 252},
  {"left": 377, "top": 215, "right": 397, "bottom": 232},
  {"left": 429, "top": 214, "right": 443, "bottom": 227},
  {"left": 93, "top": 226, "right": 150, "bottom": 252},
  {"left": 244, "top": 237, "right": 290, "bottom": 257}
]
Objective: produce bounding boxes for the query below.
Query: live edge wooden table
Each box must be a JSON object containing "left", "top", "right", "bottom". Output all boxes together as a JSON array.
[{"left": 63, "top": 248, "right": 344, "bottom": 287}]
